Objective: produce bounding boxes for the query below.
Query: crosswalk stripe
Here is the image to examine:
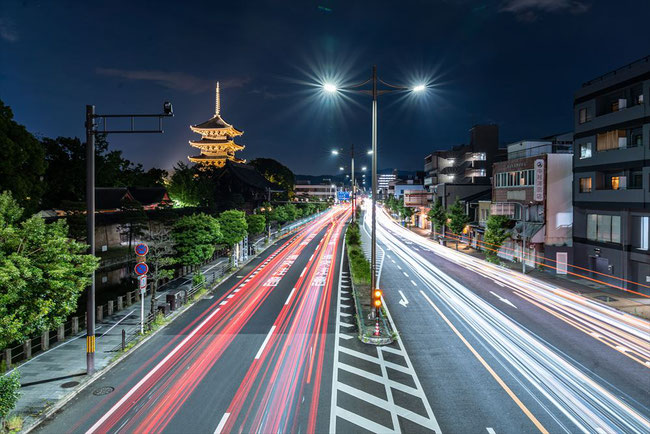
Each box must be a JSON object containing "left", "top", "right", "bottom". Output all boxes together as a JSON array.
[
  {"left": 338, "top": 345, "right": 379, "bottom": 364},
  {"left": 337, "top": 382, "right": 389, "bottom": 411},
  {"left": 335, "top": 407, "right": 395, "bottom": 434},
  {"left": 338, "top": 362, "right": 385, "bottom": 384}
]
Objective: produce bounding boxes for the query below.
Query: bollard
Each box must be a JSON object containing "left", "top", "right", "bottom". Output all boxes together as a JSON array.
[
  {"left": 108, "top": 300, "right": 114, "bottom": 316},
  {"left": 24, "top": 339, "right": 32, "bottom": 359},
  {"left": 72, "top": 317, "right": 79, "bottom": 335},
  {"left": 96, "top": 305, "right": 103, "bottom": 323},
  {"left": 121, "top": 329, "right": 126, "bottom": 351},
  {"left": 41, "top": 331, "right": 49, "bottom": 351},
  {"left": 117, "top": 296, "right": 124, "bottom": 311},
  {"left": 126, "top": 292, "right": 132, "bottom": 307},
  {"left": 4, "top": 348, "right": 11, "bottom": 370},
  {"left": 57, "top": 324, "right": 65, "bottom": 342}
]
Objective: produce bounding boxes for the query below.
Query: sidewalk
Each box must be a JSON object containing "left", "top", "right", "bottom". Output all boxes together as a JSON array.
[
  {"left": 409, "top": 226, "right": 650, "bottom": 319},
  {"left": 9, "top": 255, "right": 228, "bottom": 430}
]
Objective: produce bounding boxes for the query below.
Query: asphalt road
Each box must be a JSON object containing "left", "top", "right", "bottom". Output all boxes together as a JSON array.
[
  {"left": 368, "top": 204, "right": 650, "bottom": 434},
  {"left": 37, "top": 207, "right": 349, "bottom": 434}
]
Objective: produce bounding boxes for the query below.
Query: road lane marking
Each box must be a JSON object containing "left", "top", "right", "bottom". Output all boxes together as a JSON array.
[
  {"left": 255, "top": 325, "right": 276, "bottom": 360},
  {"left": 402, "top": 271, "right": 409, "bottom": 278},
  {"left": 399, "top": 290, "right": 409, "bottom": 307},
  {"left": 487, "top": 428, "right": 496, "bottom": 434},
  {"left": 419, "top": 290, "right": 548, "bottom": 434},
  {"left": 411, "top": 280, "right": 417, "bottom": 287},
  {"left": 285, "top": 288, "right": 296, "bottom": 305},
  {"left": 214, "top": 413, "right": 230, "bottom": 434},
  {"left": 219, "top": 300, "right": 228, "bottom": 306},
  {"left": 489, "top": 291, "right": 517, "bottom": 309},
  {"left": 397, "top": 264, "right": 402, "bottom": 270}
]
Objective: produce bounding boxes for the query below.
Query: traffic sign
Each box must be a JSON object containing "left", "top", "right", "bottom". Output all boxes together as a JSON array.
[
  {"left": 138, "top": 275, "right": 147, "bottom": 291},
  {"left": 134, "top": 243, "right": 149, "bottom": 256},
  {"left": 134, "top": 262, "right": 149, "bottom": 276}
]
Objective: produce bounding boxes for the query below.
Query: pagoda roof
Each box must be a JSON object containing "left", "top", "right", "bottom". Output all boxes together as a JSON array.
[
  {"left": 191, "top": 114, "right": 243, "bottom": 135},
  {"left": 219, "top": 160, "right": 281, "bottom": 191},
  {"left": 189, "top": 137, "right": 244, "bottom": 148}
]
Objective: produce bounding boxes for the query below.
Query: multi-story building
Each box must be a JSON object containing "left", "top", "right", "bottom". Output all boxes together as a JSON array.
[
  {"left": 572, "top": 56, "right": 650, "bottom": 293},
  {"left": 294, "top": 181, "right": 336, "bottom": 202},
  {"left": 424, "top": 124, "right": 500, "bottom": 188},
  {"left": 491, "top": 138, "right": 573, "bottom": 270}
]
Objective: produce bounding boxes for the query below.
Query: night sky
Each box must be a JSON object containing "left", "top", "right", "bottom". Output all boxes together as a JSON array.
[{"left": 1, "top": 0, "right": 649, "bottom": 175}]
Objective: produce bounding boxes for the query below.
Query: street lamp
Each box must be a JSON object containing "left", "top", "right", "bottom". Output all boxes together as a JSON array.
[
  {"left": 84, "top": 103, "right": 173, "bottom": 374},
  {"left": 322, "top": 66, "right": 425, "bottom": 317},
  {"left": 332, "top": 144, "right": 370, "bottom": 223}
]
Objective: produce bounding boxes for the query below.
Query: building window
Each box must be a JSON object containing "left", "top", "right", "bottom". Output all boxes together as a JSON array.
[
  {"left": 630, "top": 171, "right": 643, "bottom": 189},
  {"left": 640, "top": 216, "right": 649, "bottom": 251},
  {"left": 630, "top": 128, "right": 643, "bottom": 147},
  {"left": 579, "top": 177, "right": 592, "bottom": 193},
  {"left": 587, "top": 214, "right": 621, "bottom": 243},
  {"left": 579, "top": 108, "right": 591, "bottom": 124},
  {"left": 579, "top": 142, "right": 592, "bottom": 159},
  {"left": 597, "top": 130, "right": 626, "bottom": 151}
]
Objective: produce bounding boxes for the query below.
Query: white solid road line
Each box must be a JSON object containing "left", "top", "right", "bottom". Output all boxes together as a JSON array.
[
  {"left": 285, "top": 288, "right": 296, "bottom": 305},
  {"left": 486, "top": 428, "right": 496, "bottom": 434},
  {"left": 255, "top": 325, "right": 276, "bottom": 360},
  {"left": 214, "top": 413, "right": 230, "bottom": 434}
]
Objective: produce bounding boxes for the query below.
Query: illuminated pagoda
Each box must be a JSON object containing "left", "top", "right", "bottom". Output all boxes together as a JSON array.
[{"left": 188, "top": 82, "right": 245, "bottom": 167}]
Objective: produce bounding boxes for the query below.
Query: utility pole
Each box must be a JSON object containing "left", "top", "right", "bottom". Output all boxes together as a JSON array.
[
  {"left": 85, "top": 105, "right": 96, "bottom": 374},
  {"left": 371, "top": 66, "right": 378, "bottom": 300},
  {"left": 84, "top": 102, "right": 173, "bottom": 374},
  {"left": 351, "top": 143, "right": 355, "bottom": 223}
]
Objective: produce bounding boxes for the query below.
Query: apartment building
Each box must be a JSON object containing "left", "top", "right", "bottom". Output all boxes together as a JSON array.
[
  {"left": 294, "top": 181, "right": 336, "bottom": 201},
  {"left": 573, "top": 55, "right": 650, "bottom": 293}
]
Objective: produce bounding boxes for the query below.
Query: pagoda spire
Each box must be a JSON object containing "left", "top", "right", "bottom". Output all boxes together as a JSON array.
[{"left": 215, "top": 81, "right": 220, "bottom": 116}]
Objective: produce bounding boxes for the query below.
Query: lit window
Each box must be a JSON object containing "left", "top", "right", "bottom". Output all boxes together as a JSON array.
[
  {"left": 579, "top": 177, "right": 592, "bottom": 193},
  {"left": 579, "top": 142, "right": 592, "bottom": 159},
  {"left": 611, "top": 176, "right": 620, "bottom": 190},
  {"left": 641, "top": 217, "right": 649, "bottom": 251}
]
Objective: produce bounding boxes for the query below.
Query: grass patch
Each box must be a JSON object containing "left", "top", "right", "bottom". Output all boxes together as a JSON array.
[{"left": 345, "top": 223, "right": 370, "bottom": 286}]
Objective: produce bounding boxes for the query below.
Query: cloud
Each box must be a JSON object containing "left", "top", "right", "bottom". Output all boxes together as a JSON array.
[
  {"left": 500, "top": 0, "right": 590, "bottom": 21},
  {"left": 0, "top": 18, "right": 18, "bottom": 42},
  {"left": 95, "top": 68, "right": 250, "bottom": 93}
]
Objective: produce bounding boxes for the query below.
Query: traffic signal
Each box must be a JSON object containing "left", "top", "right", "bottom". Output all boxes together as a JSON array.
[{"left": 373, "top": 289, "right": 383, "bottom": 309}]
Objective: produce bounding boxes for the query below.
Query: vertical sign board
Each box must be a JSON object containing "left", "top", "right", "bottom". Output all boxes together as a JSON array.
[{"left": 534, "top": 159, "right": 545, "bottom": 202}]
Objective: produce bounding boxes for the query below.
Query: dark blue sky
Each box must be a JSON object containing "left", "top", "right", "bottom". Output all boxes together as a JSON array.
[{"left": 1, "top": 0, "right": 649, "bottom": 175}]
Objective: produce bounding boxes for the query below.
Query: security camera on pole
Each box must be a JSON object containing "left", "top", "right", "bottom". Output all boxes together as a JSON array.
[{"left": 134, "top": 243, "right": 149, "bottom": 334}]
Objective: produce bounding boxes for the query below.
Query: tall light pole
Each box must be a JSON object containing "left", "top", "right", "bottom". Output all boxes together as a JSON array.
[
  {"left": 84, "top": 102, "right": 173, "bottom": 374},
  {"left": 333, "top": 145, "right": 370, "bottom": 223},
  {"left": 323, "top": 67, "right": 425, "bottom": 311}
]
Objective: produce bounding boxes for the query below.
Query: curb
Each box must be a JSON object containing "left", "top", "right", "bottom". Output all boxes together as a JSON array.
[
  {"left": 21, "top": 234, "right": 289, "bottom": 434},
  {"left": 343, "top": 230, "right": 395, "bottom": 346}
]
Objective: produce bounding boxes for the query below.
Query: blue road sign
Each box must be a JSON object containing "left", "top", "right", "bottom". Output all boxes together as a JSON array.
[
  {"left": 337, "top": 191, "right": 350, "bottom": 201},
  {"left": 135, "top": 243, "right": 149, "bottom": 256},
  {"left": 134, "top": 262, "right": 148, "bottom": 276}
]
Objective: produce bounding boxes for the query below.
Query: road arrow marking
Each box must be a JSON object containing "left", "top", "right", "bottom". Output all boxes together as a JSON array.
[
  {"left": 399, "top": 290, "right": 409, "bottom": 307},
  {"left": 490, "top": 291, "right": 517, "bottom": 309}
]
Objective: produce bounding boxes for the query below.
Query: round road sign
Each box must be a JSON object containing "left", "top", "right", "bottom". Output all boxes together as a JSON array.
[
  {"left": 134, "top": 262, "right": 149, "bottom": 276},
  {"left": 135, "top": 243, "right": 149, "bottom": 256}
]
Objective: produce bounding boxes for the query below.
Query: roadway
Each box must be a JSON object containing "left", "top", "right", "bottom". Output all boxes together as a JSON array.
[
  {"left": 368, "top": 203, "right": 650, "bottom": 434},
  {"left": 37, "top": 207, "right": 349, "bottom": 433}
]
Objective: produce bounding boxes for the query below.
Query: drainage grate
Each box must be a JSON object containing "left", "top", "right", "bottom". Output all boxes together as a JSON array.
[
  {"left": 93, "top": 386, "right": 115, "bottom": 396},
  {"left": 60, "top": 381, "right": 79, "bottom": 389}
]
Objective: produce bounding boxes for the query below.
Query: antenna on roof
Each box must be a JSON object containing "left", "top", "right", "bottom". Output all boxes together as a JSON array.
[{"left": 215, "top": 81, "right": 221, "bottom": 116}]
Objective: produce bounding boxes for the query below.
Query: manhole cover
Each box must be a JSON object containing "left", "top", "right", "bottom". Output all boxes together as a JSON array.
[
  {"left": 594, "top": 295, "right": 617, "bottom": 302},
  {"left": 60, "top": 381, "right": 79, "bottom": 389},
  {"left": 93, "top": 386, "right": 115, "bottom": 396}
]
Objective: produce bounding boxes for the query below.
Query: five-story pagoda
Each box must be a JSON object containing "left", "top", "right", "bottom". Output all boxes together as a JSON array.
[{"left": 188, "top": 82, "right": 245, "bottom": 167}]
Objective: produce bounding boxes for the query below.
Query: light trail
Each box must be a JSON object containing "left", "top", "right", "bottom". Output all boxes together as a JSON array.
[
  {"left": 220, "top": 207, "right": 349, "bottom": 433},
  {"left": 85, "top": 207, "right": 347, "bottom": 434},
  {"left": 368, "top": 204, "right": 650, "bottom": 433}
]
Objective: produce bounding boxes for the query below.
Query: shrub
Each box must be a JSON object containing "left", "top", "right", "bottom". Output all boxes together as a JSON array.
[{"left": 0, "top": 371, "right": 20, "bottom": 425}]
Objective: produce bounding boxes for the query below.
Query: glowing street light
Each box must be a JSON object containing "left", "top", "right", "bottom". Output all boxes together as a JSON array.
[
  {"left": 331, "top": 149, "right": 339, "bottom": 155},
  {"left": 361, "top": 166, "right": 367, "bottom": 171},
  {"left": 413, "top": 84, "right": 426, "bottom": 92},
  {"left": 323, "top": 83, "right": 338, "bottom": 93}
]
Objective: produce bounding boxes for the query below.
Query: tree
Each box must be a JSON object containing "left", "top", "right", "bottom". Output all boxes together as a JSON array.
[
  {"left": 246, "top": 214, "right": 266, "bottom": 236},
  {"left": 0, "top": 371, "right": 20, "bottom": 428},
  {"left": 283, "top": 203, "right": 298, "bottom": 221},
  {"left": 399, "top": 202, "right": 414, "bottom": 224},
  {"left": 41, "top": 134, "right": 168, "bottom": 209},
  {"left": 0, "top": 100, "right": 46, "bottom": 215},
  {"left": 427, "top": 198, "right": 447, "bottom": 238},
  {"left": 172, "top": 213, "right": 221, "bottom": 266},
  {"left": 167, "top": 162, "right": 201, "bottom": 207},
  {"left": 249, "top": 158, "right": 295, "bottom": 199},
  {"left": 143, "top": 223, "right": 176, "bottom": 314},
  {"left": 218, "top": 210, "right": 248, "bottom": 247},
  {"left": 116, "top": 197, "right": 148, "bottom": 252},
  {"left": 484, "top": 215, "right": 511, "bottom": 264},
  {"left": 269, "top": 206, "right": 288, "bottom": 224},
  {"left": 0, "top": 191, "right": 97, "bottom": 348},
  {"left": 447, "top": 198, "right": 470, "bottom": 250}
]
